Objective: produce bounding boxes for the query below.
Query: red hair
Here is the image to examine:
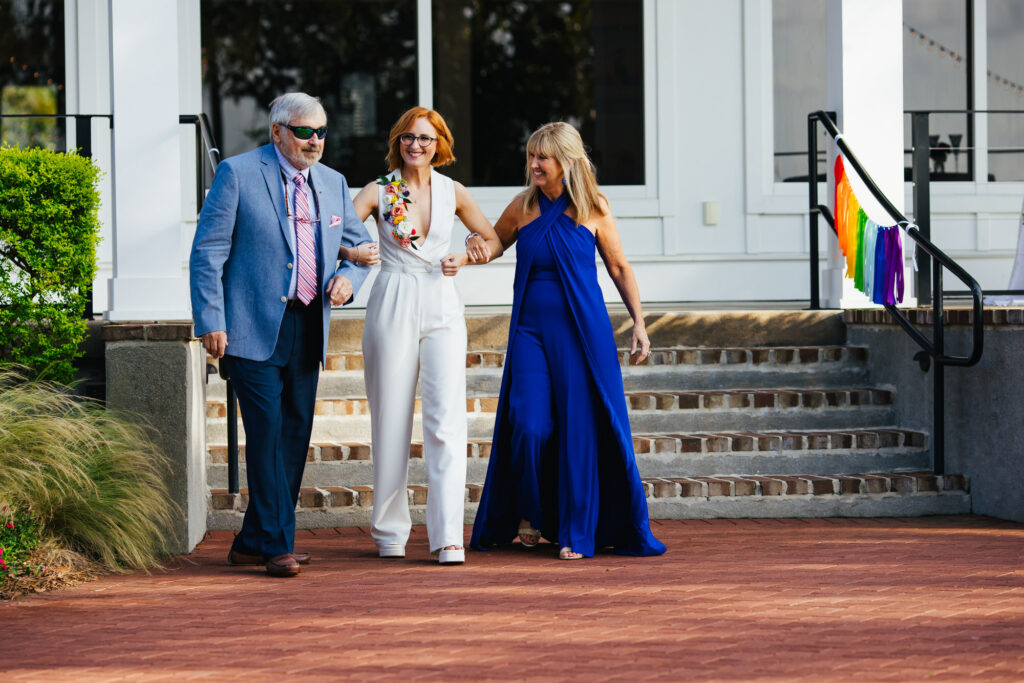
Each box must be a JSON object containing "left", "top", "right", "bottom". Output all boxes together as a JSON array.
[{"left": 386, "top": 107, "right": 456, "bottom": 171}]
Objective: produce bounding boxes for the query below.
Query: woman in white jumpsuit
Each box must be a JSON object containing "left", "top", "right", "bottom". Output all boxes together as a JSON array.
[{"left": 350, "top": 107, "right": 500, "bottom": 565}]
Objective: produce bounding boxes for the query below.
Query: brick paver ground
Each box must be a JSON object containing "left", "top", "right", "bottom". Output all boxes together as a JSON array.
[{"left": 2, "top": 516, "right": 1023, "bottom": 681}]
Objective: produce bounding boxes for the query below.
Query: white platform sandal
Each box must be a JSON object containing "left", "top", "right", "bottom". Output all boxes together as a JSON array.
[
  {"left": 378, "top": 545, "right": 406, "bottom": 558},
  {"left": 436, "top": 546, "right": 465, "bottom": 565}
]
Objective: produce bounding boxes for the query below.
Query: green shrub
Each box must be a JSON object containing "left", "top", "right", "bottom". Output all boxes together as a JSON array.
[
  {"left": 0, "top": 367, "right": 177, "bottom": 572},
  {"left": 0, "top": 145, "right": 101, "bottom": 384}
]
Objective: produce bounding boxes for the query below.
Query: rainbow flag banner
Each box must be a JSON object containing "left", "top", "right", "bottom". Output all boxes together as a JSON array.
[{"left": 833, "top": 155, "right": 905, "bottom": 305}]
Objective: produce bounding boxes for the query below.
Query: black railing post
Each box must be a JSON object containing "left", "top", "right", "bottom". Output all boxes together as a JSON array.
[
  {"left": 75, "top": 115, "right": 92, "bottom": 159},
  {"left": 807, "top": 114, "right": 821, "bottom": 309},
  {"left": 965, "top": 0, "right": 976, "bottom": 181},
  {"left": 226, "top": 378, "right": 239, "bottom": 494},
  {"left": 912, "top": 111, "right": 947, "bottom": 473},
  {"left": 194, "top": 120, "right": 204, "bottom": 213},
  {"left": 933, "top": 262, "right": 946, "bottom": 475},
  {"left": 911, "top": 112, "right": 932, "bottom": 305},
  {"left": 75, "top": 115, "right": 95, "bottom": 318}
]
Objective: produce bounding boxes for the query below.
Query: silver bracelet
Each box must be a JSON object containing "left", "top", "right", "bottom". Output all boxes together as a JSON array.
[{"left": 464, "top": 232, "right": 482, "bottom": 246}]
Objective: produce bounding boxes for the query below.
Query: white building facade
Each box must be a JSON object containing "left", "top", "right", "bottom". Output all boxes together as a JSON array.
[{"left": 4, "top": 0, "right": 1022, "bottom": 319}]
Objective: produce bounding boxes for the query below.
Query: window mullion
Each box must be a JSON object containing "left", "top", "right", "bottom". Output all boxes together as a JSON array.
[
  {"left": 417, "top": 0, "right": 433, "bottom": 109},
  {"left": 972, "top": 0, "right": 989, "bottom": 184}
]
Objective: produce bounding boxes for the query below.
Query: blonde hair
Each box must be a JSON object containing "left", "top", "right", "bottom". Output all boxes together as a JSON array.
[
  {"left": 385, "top": 107, "right": 456, "bottom": 171},
  {"left": 521, "top": 122, "right": 606, "bottom": 225}
]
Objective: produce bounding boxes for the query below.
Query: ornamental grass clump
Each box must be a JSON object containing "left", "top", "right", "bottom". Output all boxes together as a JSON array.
[{"left": 0, "top": 367, "right": 177, "bottom": 593}]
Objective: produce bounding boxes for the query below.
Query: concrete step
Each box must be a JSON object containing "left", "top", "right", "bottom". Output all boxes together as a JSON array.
[
  {"left": 204, "top": 387, "right": 897, "bottom": 443},
  {"left": 204, "top": 345, "right": 871, "bottom": 399},
  {"left": 206, "top": 428, "right": 930, "bottom": 488},
  {"left": 320, "top": 345, "right": 869, "bottom": 374},
  {"left": 322, "top": 309, "right": 847, "bottom": 352},
  {"left": 206, "top": 387, "right": 894, "bottom": 418},
  {"left": 206, "top": 471, "right": 969, "bottom": 530}
]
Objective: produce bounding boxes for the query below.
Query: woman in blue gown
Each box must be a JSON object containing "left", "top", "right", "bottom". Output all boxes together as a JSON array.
[{"left": 469, "top": 122, "right": 666, "bottom": 559}]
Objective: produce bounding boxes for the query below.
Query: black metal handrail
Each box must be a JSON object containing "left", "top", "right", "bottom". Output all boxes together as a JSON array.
[
  {"left": 181, "top": 113, "right": 238, "bottom": 494},
  {"left": 807, "top": 109, "right": 985, "bottom": 475},
  {"left": 179, "top": 113, "right": 221, "bottom": 212},
  {"left": 0, "top": 112, "right": 112, "bottom": 160}
]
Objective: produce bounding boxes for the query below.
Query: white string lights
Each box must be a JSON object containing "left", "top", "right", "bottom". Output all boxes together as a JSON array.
[{"left": 906, "top": 24, "right": 1023, "bottom": 97}]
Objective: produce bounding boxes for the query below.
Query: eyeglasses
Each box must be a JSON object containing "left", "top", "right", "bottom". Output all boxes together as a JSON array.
[
  {"left": 286, "top": 200, "right": 321, "bottom": 225},
  {"left": 279, "top": 170, "right": 321, "bottom": 224},
  {"left": 284, "top": 124, "right": 328, "bottom": 140},
  {"left": 399, "top": 133, "right": 438, "bottom": 147}
]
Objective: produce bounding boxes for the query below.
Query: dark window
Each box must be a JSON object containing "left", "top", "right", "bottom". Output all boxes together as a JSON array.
[
  {"left": 986, "top": 0, "right": 1024, "bottom": 181},
  {"left": 902, "top": 0, "right": 971, "bottom": 179},
  {"left": 201, "top": 0, "right": 418, "bottom": 183},
  {"left": 432, "top": 0, "right": 644, "bottom": 187},
  {"left": 772, "top": 1, "right": 974, "bottom": 183},
  {"left": 771, "top": 0, "right": 828, "bottom": 182},
  {"left": 0, "top": 0, "right": 65, "bottom": 150}
]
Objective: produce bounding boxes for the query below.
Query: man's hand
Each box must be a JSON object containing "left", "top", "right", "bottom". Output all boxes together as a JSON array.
[
  {"left": 201, "top": 331, "right": 228, "bottom": 359},
  {"left": 354, "top": 242, "right": 380, "bottom": 266},
  {"left": 327, "top": 275, "right": 354, "bottom": 306}
]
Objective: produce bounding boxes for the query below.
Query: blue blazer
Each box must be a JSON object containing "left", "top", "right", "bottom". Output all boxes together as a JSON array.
[{"left": 189, "top": 143, "right": 371, "bottom": 364}]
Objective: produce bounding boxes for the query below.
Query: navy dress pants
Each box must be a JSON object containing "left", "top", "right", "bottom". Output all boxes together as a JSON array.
[{"left": 222, "top": 302, "right": 321, "bottom": 559}]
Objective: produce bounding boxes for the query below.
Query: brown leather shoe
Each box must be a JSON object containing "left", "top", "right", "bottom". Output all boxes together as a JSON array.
[
  {"left": 229, "top": 550, "right": 311, "bottom": 566},
  {"left": 265, "top": 553, "right": 301, "bottom": 577},
  {"left": 227, "top": 549, "right": 262, "bottom": 566}
]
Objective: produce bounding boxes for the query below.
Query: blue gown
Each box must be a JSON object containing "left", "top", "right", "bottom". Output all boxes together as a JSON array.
[{"left": 470, "top": 192, "right": 666, "bottom": 557}]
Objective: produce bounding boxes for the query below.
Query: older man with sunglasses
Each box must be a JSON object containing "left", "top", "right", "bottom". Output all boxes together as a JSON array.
[{"left": 190, "top": 92, "right": 372, "bottom": 577}]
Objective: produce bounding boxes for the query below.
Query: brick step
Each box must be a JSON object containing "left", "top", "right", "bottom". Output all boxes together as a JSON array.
[
  {"left": 206, "top": 471, "right": 969, "bottom": 530},
  {"left": 321, "top": 310, "right": 848, "bottom": 353},
  {"left": 205, "top": 407, "right": 898, "bottom": 444},
  {"left": 206, "top": 387, "right": 892, "bottom": 418},
  {"left": 633, "top": 427, "right": 924, "bottom": 454},
  {"left": 205, "top": 388, "right": 896, "bottom": 443},
  {"left": 204, "top": 345, "right": 871, "bottom": 398},
  {"left": 206, "top": 428, "right": 931, "bottom": 488},
  {"left": 318, "top": 345, "right": 869, "bottom": 371},
  {"left": 207, "top": 410, "right": 901, "bottom": 444}
]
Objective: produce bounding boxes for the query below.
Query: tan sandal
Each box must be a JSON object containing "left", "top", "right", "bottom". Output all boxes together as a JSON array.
[
  {"left": 517, "top": 522, "right": 541, "bottom": 549},
  {"left": 559, "top": 546, "right": 583, "bottom": 560}
]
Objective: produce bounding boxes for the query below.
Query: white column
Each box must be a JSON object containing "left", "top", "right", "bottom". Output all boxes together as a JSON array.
[
  {"left": 824, "top": 0, "right": 910, "bottom": 308},
  {"left": 106, "top": 0, "right": 189, "bottom": 320}
]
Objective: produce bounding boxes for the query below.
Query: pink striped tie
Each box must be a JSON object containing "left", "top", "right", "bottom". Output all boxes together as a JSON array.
[{"left": 292, "top": 173, "right": 318, "bottom": 305}]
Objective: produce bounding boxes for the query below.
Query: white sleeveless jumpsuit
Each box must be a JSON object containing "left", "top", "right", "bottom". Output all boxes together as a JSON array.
[{"left": 363, "top": 168, "right": 468, "bottom": 553}]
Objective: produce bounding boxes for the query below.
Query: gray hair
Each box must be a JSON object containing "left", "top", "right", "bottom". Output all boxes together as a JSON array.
[{"left": 268, "top": 93, "right": 325, "bottom": 139}]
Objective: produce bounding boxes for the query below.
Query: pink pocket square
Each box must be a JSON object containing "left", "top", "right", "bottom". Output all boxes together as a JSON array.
[{"left": 329, "top": 215, "right": 342, "bottom": 228}]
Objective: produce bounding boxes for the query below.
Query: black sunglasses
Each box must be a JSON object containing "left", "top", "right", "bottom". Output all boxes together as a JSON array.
[{"left": 284, "top": 124, "right": 328, "bottom": 140}]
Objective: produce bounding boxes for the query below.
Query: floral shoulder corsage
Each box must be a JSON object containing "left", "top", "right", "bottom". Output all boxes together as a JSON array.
[{"left": 378, "top": 175, "right": 418, "bottom": 249}]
